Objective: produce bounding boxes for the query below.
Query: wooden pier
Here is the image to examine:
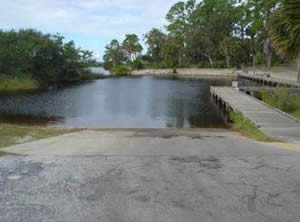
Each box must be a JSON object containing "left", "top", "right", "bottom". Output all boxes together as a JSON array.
[
  {"left": 211, "top": 87, "right": 300, "bottom": 142},
  {"left": 237, "top": 71, "right": 300, "bottom": 88}
]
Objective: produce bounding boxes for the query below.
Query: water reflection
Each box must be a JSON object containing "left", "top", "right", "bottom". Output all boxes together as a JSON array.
[{"left": 0, "top": 76, "right": 232, "bottom": 128}]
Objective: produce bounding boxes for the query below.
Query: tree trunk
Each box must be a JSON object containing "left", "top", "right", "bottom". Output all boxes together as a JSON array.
[
  {"left": 253, "top": 54, "right": 256, "bottom": 75},
  {"left": 226, "top": 55, "right": 230, "bottom": 68},
  {"left": 178, "top": 49, "right": 182, "bottom": 65},
  {"left": 267, "top": 54, "right": 272, "bottom": 71},
  {"left": 202, "top": 53, "right": 213, "bottom": 65},
  {"left": 264, "top": 39, "right": 272, "bottom": 72},
  {"left": 297, "top": 56, "right": 300, "bottom": 82},
  {"left": 209, "top": 57, "right": 213, "bottom": 65}
]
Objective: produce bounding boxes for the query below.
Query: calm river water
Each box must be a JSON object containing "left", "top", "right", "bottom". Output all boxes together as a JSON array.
[{"left": 0, "top": 77, "right": 232, "bottom": 128}]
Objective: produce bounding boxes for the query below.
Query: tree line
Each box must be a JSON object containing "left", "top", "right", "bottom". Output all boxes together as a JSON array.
[
  {"left": 0, "top": 29, "right": 98, "bottom": 85},
  {"left": 103, "top": 0, "right": 300, "bottom": 79},
  {"left": 103, "top": 34, "right": 144, "bottom": 72}
]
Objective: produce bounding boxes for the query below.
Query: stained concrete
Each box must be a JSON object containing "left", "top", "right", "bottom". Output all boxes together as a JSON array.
[{"left": 0, "top": 129, "right": 300, "bottom": 222}]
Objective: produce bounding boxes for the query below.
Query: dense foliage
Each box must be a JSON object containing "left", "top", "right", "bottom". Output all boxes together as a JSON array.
[
  {"left": 269, "top": 0, "right": 300, "bottom": 81},
  {"left": 0, "top": 29, "right": 96, "bottom": 85},
  {"left": 103, "top": 34, "right": 143, "bottom": 70},
  {"left": 103, "top": 0, "right": 299, "bottom": 73},
  {"left": 260, "top": 89, "right": 300, "bottom": 119},
  {"left": 111, "top": 66, "right": 130, "bottom": 76}
]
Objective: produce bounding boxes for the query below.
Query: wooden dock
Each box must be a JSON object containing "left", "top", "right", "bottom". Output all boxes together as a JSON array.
[
  {"left": 210, "top": 87, "right": 300, "bottom": 143},
  {"left": 238, "top": 86, "right": 300, "bottom": 93},
  {"left": 237, "top": 71, "right": 300, "bottom": 88}
]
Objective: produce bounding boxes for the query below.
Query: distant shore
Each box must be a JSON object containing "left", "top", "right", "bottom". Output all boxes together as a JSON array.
[{"left": 131, "top": 68, "right": 236, "bottom": 79}]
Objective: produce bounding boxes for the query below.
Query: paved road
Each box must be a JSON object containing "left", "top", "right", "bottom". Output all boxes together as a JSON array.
[{"left": 1, "top": 129, "right": 300, "bottom": 222}]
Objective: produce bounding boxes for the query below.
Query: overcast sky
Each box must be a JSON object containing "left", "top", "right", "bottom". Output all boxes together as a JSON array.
[{"left": 0, "top": 0, "right": 179, "bottom": 61}]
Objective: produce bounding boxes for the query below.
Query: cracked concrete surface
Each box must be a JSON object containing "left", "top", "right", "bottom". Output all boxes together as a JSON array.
[{"left": 0, "top": 129, "right": 299, "bottom": 222}]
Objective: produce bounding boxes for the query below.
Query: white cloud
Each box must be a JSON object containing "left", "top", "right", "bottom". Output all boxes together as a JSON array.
[
  {"left": 0, "top": 0, "right": 177, "bottom": 36},
  {"left": 0, "top": 0, "right": 179, "bottom": 60}
]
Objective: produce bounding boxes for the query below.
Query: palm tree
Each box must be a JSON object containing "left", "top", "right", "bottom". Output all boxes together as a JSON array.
[{"left": 269, "top": 0, "right": 300, "bottom": 81}]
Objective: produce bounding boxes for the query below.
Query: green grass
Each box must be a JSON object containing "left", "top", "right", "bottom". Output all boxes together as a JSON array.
[
  {"left": 260, "top": 89, "right": 300, "bottom": 121},
  {"left": 291, "top": 110, "right": 300, "bottom": 119},
  {"left": 0, "top": 78, "right": 39, "bottom": 93},
  {"left": 230, "top": 112, "right": 276, "bottom": 142},
  {"left": 111, "top": 65, "right": 130, "bottom": 75},
  {"left": 0, "top": 123, "right": 80, "bottom": 149},
  {"left": 0, "top": 150, "right": 10, "bottom": 156}
]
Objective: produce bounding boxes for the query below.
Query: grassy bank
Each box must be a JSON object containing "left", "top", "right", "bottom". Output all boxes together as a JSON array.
[
  {"left": 260, "top": 89, "right": 300, "bottom": 120},
  {"left": 0, "top": 70, "right": 105, "bottom": 93},
  {"left": 0, "top": 78, "right": 39, "bottom": 93},
  {"left": 79, "top": 70, "right": 106, "bottom": 80},
  {"left": 111, "top": 66, "right": 131, "bottom": 75},
  {"left": 0, "top": 150, "right": 9, "bottom": 156},
  {"left": 230, "top": 112, "right": 275, "bottom": 142},
  {"left": 0, "top": 123, "right": 80, "bottom": 149}
]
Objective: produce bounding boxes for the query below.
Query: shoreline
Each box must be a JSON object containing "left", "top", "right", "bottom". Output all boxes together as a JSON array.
[{"left": 131, "top": 68, "right": 236, "bottom": 79}]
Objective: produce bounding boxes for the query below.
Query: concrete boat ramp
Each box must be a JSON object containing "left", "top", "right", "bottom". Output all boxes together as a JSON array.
[
  {"left": 1, "top": 129, "right": 300, "bottom": 222},
  {"left": 211, "top": 87, "right": 300, "bottom": 143}
]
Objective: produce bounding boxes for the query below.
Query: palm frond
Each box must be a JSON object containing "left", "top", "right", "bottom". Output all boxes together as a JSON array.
[{"left": 269, "top": 0, "right": 300, "bottom": 59}]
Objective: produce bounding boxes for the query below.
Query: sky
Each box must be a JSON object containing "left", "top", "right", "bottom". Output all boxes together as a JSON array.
[{"left": 0, "top": 0, "right": 179, "bottom": 61}]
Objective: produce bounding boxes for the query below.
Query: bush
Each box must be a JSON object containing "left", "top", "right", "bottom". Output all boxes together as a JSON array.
[
  {"left": 196, "top": 61, "right": 226, "bottom": 68},
  {"left": 111, "top": 66, "right": 130, "bottom": 75},
  {"left": 260, "top": 89, "right": 300, "bottom": 119},
  {"left": 260, "top": 89, "right": 300, "bottom": 112},
  {"left": 0, "top": 76, "right": 39, "bottom": 92},
  {"left": 131, "top": 60, "right": 144, "bottom": 70},
  {"left": 79, "top": 70, "right": 104, "bottom": 80}
]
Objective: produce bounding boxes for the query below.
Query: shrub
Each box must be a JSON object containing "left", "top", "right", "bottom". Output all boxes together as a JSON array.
[
  {"left": 0, "top": 76, "right": 39, "bottom": 92},
  {"left": 196, "top": 61, "right": 226, "bottom": 68},
  {"left": 111, "top": 66, "right": 130, "bottom": 75},
  {"left": 260, "top": 89, "right": 300, "bottom": 113},
  {"left": 79, "top": 70, "right": 104, "bottom": 80},
  {"left": 131, "top": 60, "right": 144, "bottom": 70},
  {"left": 210, "top": 61, "right": 226, "bottom": 68}
]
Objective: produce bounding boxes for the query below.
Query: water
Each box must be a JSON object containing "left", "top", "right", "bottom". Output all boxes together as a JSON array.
[
  {"left": 0, "top": 76, "right": 232, "bottom": 128},
  {"left": 87, "top": 67, "right": 111, "bottom": 76}
]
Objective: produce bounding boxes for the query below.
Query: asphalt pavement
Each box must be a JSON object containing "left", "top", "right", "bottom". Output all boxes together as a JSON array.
[{"left": 1, "top": 129, "right": 299, "bottom": 222}]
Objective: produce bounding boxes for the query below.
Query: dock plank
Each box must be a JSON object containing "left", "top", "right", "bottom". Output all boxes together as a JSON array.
[
  {"left": 237, "top": 72, "right": 300, "bottom": 88},
  {"left": 211, "top": 87, "right": 300, "bottom": 143}
]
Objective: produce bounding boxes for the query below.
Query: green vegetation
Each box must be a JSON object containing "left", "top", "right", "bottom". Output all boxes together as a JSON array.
[
  {"left": 269, "top": 0, "right": 300, "bottom": 81},
  {"left": 111, "top": 66, "right": 130, "bottom": 76},
  {"left": 0, "top": 29, "right": 98, "bottom": 92},
  {"left": 0, "top": 77, "right": 39, "bottom": 92},
  {"left": 103, "top": 0, "right": 297, "bottom": 73},
  {"left": 103, "top": 34, "right": 143, "bottom": 74},
  {"left": 260, "top": 89, "right": 300, "bottom": 120},
  {"left": 0, "top": 150, "right": 10, "bottom": 157},
  {"left": 0, "top": 123, "right": 80, "bottom": 149},
  {"left": 79, "top": 70, "right": 105, "bottom": 81},
  {"left": 131, "top": 60, "right": 144, "bottom": 70},
  {"left": 230, "top": 112, "right": 275, "bottom": 142}
]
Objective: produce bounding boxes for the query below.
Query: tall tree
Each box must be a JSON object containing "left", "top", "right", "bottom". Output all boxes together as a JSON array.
[
  {"left": 220, "top": 37, "right": 240, "bottom": 68},
  {"left": 0, "top": 29, "right": 92, "bottom": 83},
  {"left": 189, "top": 0, "right": 238, "bottom": 64},
  {"left": 245, "top": 0, "right": 278, "bottom": 72},
  {"left": 269, "top": 0, "right": 300, "bottom": 81},
  {"left": 103, "top": 39, "right": 125, "bottom": 70},
  {"left": 161, "top": 35, "right": 183, "bottom": 67},
  {"left": 122, "top": 34, "right": 143, "bottom": 62},
  {"left": 144, "top": 28, "right": 166, "bottom": 63},
  {"left": 166, "top": 0, "right": 196, "bottom": 64}
]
